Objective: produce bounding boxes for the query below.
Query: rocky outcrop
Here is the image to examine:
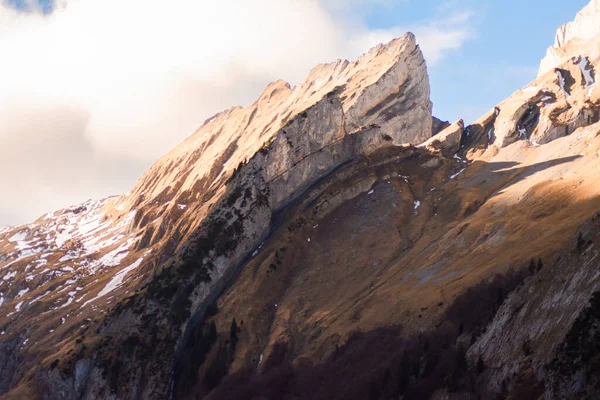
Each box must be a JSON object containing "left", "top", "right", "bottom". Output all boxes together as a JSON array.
[
  {"left": 422, "top": 119, "right": 463, "bottom": 156},
  {"left": 539, "top": 0, "right": 600, "bottom": 76},
  {"left": 467, "top": 211, "right": 600, "bottom": 396},
  {"left": 432, "top": 116, "right": 451, "bottom": 136},
  {"left": 463, "top": 33, "right": 599, "bottom": 151},
  {"left": 455, "top": 0, "right": 600, "bottom": 154},
  {"left": 124, "top": 33, "right": 431, "bottom": 232}
]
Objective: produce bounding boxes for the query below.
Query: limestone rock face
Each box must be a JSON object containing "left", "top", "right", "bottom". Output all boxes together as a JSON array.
[
  {"left": 463, "top": 3, "right": 600, "bottom": 152},
  {"left": 0, "top": 33, "right": 433, "bottom": 400},
  {"left": 539, "top": 0, "right": 600, "bottom": 76},
  {"left": 422, "top": 119, "right": 463, "bottom": 156},
  {"left": 485, "top": 57, "right": 599, "bottom": 149},
  {"left": 126, "top": 33, "right": 431, "bottom": 227}
]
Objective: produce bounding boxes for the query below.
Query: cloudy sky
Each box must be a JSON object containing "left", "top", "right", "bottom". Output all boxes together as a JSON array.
[{"left": 0, "top": 0, "right": 589, "bottom": 225}]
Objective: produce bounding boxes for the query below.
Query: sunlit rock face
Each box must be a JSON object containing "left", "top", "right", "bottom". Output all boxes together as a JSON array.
[
  {"left": 465, "top": 4, "right": 600, "bottom": 151},
  {"left": 0, "top": 32, "right": 433, "bottom": 399},
  {"left": 422, "top": 119, "right": 463, "bottom": 156},
  {"left": 539, "top": 0, "right": 600, "bottom": 77}
]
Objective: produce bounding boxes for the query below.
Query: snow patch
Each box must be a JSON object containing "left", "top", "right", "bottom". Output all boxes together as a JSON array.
[
  {"left": 529, "top": 139, "right": 541, "bottom": 147},
  {"left": 30, "top": 290, "right": 51, "bottom": 304},
  {"left": 82, "top": 257, "right": 144, "bottom": 307},
  {"left": 60, "top": 292, "right": 77, "bottom": 308},
  {"left": 450, "top": 168, "right": 467, "bottom": 180},
  {"left": 8, "top": 231, "right": 27, "bottom": 243},
  {"left": 522, "top": 86, "right": 538, "bottom": 92},
  {"left": 577, "top": 128, "right": 592, "bottom": 139},
  {"left": 574, "top": 55, "right": 595, "bottom": 87},
  {"left": 556, "top": 69, "right": 571, "bottom": 98},
  {"left": 2, "top": 271, "right": 17, "bottom": 281}
]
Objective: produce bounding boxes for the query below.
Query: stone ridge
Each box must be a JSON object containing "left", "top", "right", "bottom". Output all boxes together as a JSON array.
[
  {"left": 119, "top": 32, "right": 432, "bottom": 256},
  {"left": 458, "top": 0, "right": 600, "bottom": 155},
  {"left": 122, "top": 32, "right": 430, "bottom": 217},
  {"left": 538, "top": 0, "right": 600, "bottom": 76}
]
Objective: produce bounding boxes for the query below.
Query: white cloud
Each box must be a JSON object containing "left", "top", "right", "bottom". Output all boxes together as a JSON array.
[
  {"left": 0, "top": 0, "right": 475, "bottom": 225},
  {"left": 349, "top": 10, "right": 475, "bottom": 65}
]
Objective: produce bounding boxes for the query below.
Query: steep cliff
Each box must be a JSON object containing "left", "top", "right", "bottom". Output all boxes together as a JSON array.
[
  {"left": 0, "top": 33, "right": 433, "bottom": 399},
  {"left": 539, "top": 0, "right": 600, "bottom": 76}
]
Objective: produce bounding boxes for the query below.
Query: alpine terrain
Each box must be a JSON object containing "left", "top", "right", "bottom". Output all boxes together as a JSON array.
[{"left": 3, "top": 1, "right": 600, "bottom": 399}]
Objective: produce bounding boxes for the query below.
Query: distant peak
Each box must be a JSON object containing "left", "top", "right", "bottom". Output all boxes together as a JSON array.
[{"left": 539, "top": 0, "right": 600, "bottom": 77}]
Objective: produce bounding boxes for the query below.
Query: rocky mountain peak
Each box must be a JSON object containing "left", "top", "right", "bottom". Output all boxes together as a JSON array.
[
  {"left": 539, "top": 0, "right": 600, "bottom": 76},
  {"left": 0, "top": 32, "right": 434, "bottom": 399},
  {"left": 121, "top": 32, "right": 431, "bottom": 235}
]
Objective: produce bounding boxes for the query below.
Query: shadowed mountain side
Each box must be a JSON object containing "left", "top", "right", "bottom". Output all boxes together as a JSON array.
[
  {"left": 171, "top": 134, "right": 600, "bottom": 399},
  {"left": 179, "top": 191, "right": 600, "bottom": 400}
]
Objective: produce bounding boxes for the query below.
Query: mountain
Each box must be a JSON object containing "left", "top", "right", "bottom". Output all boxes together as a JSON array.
[
  {"left": 539, "top": 0, "right": 600, "bottom": 77},
  {"left": 2, "top": 2, "right": 600, "bottom": 399}
]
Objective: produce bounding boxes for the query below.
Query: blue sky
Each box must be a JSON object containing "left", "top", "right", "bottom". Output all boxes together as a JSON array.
[{"left": 5, "top": 0, "right": 53, "bottom": 13}]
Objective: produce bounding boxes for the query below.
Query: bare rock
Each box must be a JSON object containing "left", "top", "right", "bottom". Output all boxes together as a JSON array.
[
  {"left": 539, "top": 0, "right": 600, "bottom": 76},
  {"left": 432, "top": 116, "right": 451, "bottom": 136},
  {"left": 422, "top": 119, "right": 463, "bottom": 156}
]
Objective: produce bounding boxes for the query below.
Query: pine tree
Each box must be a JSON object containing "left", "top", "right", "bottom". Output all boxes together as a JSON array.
[
  {"left": 230, "top": 318, "right": 239, "bottom": 349},
  {"left": 577, "top": 232, "right": 585, "bottom": 252},
  {"left": 476, "top": 356, "right": 485, "bottom": 374},
  {"left": 528, "top": 258, "right": 536, "bottom": 275},
  {"left": 208, "top": 321, "right": 217, "bottom": 343}
]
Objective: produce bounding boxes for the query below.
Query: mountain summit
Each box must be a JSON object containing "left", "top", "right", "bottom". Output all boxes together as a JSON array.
[
  {"left": 2, "top": 2, "right": 600, "bottom": 399},
  {"left": 539, "top": 0, "right": 600, "bottom": 76}
]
